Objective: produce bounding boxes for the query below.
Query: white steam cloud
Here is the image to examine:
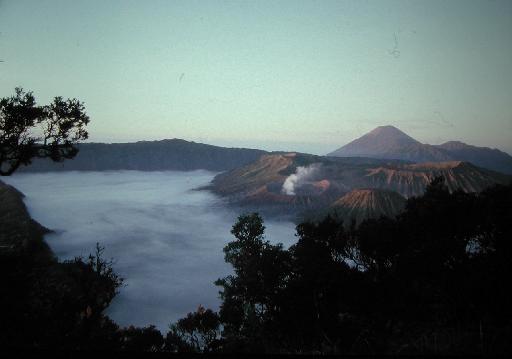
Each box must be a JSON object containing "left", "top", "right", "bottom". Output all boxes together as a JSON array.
[{"left": 282, "top": 163, "right": 321, "bottom": 195}]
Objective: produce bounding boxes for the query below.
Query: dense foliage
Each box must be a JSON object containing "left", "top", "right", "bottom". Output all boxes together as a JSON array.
[
  {"left": 210, "top": 178, "right": 512, "bottom": 354},
  {"left": 2, "top": 178, "right": 511, "bottom": 353},
  {"left": 0, "top": 88, "right": 89, "bottom": 175},
  {"left": 0, "top": 243, "right": 122, "bottom": 350}
]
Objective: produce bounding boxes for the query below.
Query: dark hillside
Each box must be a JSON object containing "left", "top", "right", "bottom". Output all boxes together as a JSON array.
[{"left": 19, "top": 139, "right": 267, "bottom": 172}]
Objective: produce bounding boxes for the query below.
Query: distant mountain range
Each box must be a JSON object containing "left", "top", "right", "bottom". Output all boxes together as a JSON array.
[
  {"left": 327, "top": 125, "right": 512, "bottom": 174},
  {"left": 20, "top": 127, "right": 512, "bottom": 176},
  {"left": 13, "top": 127, "right": 512, "bottom": 225},
  {"left": 19, "top": 139, "right": 266, "bottom": 173}
]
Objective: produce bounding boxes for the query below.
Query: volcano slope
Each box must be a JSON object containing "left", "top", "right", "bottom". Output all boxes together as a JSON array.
[
  {"left": 327, "top": 125, "right": 512, "bottom": 174},
  {"left": 209, "top": 153, "right": 511, "bottom": 223}
]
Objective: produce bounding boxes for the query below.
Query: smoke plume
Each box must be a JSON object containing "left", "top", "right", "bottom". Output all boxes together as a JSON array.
[{"left": 282, "top": 163, "right": 320, "bottom": 195}]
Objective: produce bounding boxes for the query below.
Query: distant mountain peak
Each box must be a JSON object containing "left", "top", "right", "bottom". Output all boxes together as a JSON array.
[
  {"left": 327, "top": 126, "right": 512, "bottom": 174},
  {"left": 327, "top": 125, "right": 422, "bottom": 159},
  {"left": 353, "top": 125, "right": 418, "bottom": 144},
  {"left": 368, "top": 125, "right": 415, "bottom": 137},
  {"left": 364, "top": 125, "right": 420, "bottom": 145}
]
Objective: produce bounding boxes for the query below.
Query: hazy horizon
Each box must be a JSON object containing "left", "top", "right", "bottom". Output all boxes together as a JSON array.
[
  {"left": 1, "top": 0, "right": 511, "bottom": 154},
  {"left": 80, "top": 124, "right": 512, "bottom": 157}
]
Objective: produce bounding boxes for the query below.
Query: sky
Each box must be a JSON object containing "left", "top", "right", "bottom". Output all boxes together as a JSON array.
[{"left": 1, "top": 0, "right": 511, "bottom": 155}]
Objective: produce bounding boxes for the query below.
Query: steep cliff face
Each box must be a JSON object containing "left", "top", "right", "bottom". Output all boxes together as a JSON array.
[
  {"left": 331, "top": 189, "right": 406, "bottom": 224},
  {"left": 0, "top": 180, "right": 52, "bottom": 259}
]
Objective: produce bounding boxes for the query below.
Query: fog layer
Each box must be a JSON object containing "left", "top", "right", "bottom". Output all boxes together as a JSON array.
[{"left": 4, "top": 171, "right": 297, "bottom": 332}]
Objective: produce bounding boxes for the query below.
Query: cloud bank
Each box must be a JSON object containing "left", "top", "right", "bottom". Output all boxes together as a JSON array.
[{"left": 4, "top": 171, "right": 296, "bottom": 332}]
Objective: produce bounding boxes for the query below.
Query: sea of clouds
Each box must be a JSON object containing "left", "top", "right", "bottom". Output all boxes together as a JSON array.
[{"left": 4, "top": 170, "right": 297, "bottom": 332}]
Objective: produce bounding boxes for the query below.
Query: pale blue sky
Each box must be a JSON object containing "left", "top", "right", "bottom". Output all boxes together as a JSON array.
[{"left": 1, "top": 0, "right": 511, "bottom": 154}]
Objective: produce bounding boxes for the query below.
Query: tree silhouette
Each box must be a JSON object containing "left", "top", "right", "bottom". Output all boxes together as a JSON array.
[
  {"left": 0, "top": 240, "right": 124, "bottom": 350},
  {"left": 166, "top": 305, "right": 222, "bottom": 353},
  {"left": 0, "top": 87, "right": 89, "bottom": 175},
  {"left": 196, "top": 180, "right": 512, "bottom": 354},
  {"left": 215, "top": 213, "right": 291, "bottom": 352}
]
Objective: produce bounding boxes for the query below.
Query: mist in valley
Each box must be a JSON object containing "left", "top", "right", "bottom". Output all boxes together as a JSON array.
[{"left": 3, "top": 171, "right": 297, "bottom": 332}]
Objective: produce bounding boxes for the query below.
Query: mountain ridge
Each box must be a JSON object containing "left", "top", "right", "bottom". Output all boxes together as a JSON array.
[
  {"left": 19, "top": 139, "right": 267, "bottom": 173},
  {"left": 327, "top": 125, "right": 512, "bottom": 174}
]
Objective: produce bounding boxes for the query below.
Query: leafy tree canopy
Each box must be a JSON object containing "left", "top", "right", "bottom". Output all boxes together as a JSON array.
[
  {"left": 209, "top": 179, "right": 512, "bottom": 355},
  {"left": 0, "top": 87, "right": 89, "bottom": 175}
]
